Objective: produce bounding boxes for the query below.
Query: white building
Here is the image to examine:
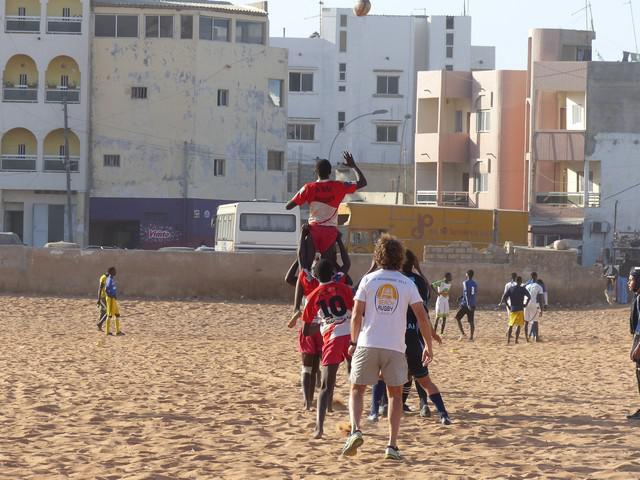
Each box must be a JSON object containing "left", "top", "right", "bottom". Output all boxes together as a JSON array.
[
  {"left": 271, "top": 9, "right": 494, "bottom": 201},
  {"left": 0, "top": 0, "right": 91, "bottom": 245}
]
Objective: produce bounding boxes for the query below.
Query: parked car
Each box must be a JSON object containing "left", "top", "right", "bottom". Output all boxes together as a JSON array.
[
  {"left": 0, "top": 232, "right": 22, "bottom": 245},
  {"left": 43, "top": 241, "right": 80, "bottom": 249}
]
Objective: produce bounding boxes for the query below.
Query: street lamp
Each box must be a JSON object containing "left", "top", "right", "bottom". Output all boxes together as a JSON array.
[
  {"left": 328, "top": 109, "right": 388, "bottom": 165},
  {"left": 395, "top": 113, "right": 412, "bottom": 205}
]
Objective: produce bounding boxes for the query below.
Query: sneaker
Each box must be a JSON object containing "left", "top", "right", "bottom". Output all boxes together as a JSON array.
[
  {"left": 440, "top": 413, "right": 452, "bottom": 425},
  {"left": 116, "top": 332, "right": 126, "bottom": 336},
  {"left": 341, "top": 430, "right": 363, "bottom": 457},
  {"left": 402, "top": 404, "right": 412, "bottom": 413},
  {"left": 367, "top": 413, "right": 379, "bottom": 423},
  {"left": 384, "top": 445, "right": 402, "bottom": 461},
  {"left": 107, "top": 333, "right": 114, "bottom": 336},
  {"left": 627, "top": 409, "right": 640, "bottom": 420},
  {"left": 420, "top": 404, "right": 431, "bottom": 418}
]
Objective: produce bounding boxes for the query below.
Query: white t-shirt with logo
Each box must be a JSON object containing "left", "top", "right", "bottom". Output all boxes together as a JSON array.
[{"left": 354, "top": 269, "right": 423, "bottom": 353}]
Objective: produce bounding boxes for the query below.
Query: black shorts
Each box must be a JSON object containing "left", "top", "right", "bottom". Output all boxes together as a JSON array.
[
  {"left": 455, "top": 305, "right": 475, "bottom": 323},
  {"left": 405, "top": 336, "right": 429, "bottom": 379}
]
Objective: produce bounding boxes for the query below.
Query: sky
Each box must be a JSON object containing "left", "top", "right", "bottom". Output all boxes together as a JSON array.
[{"left": 267, "top": 0, "right": 640, "bottom": 69}]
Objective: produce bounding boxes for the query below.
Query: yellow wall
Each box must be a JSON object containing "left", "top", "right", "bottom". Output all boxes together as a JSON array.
[
  {"left": 3, "top": 55, "right": 38, "bottom": 86},
  {"left": 45, "top": 56, "right": 80, "bottom": 88},
  {"left": 1, "top": 128, "right": 37, "bottom": 155},
  {"left": 5, "top": 0, "right": 41, "bottom": 16},
  {"left": 46, "top": 0, "right": 82, "bottom": 17},
  {"left": 43, "top": 129, "right": 80, "bottom": 155}
]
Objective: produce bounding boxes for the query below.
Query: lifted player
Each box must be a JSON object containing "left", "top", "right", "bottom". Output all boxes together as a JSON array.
[{"left": 302, "top": 259, "right": 355, "bottom": 438}]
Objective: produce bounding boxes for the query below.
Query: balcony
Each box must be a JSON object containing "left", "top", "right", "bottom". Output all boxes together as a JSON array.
[
  {"left": 415, "top": 133, "right": 469, "bottom": 163},
  {"left": 47, "top": 16, "right": 81, "bottom": 34},
  {"left": 533, "top": 130, "right": 585, "bottom": 162},
  {"left": 1, "top": 155, "right": 37, "bottom": 171},
  {"left": 44, "top": 156, "right": 79, "bottom": 172},
  {"left": 417, "top": 191, "right": 476, "bottom": 207},
  {"left": 5, "top": 16, "right": 40, "bottom": 33},
  {"left": 2, "top": 86, "right": 38, "bottom": 102},
  {"left": 45, "top": 88, "right": 80, "bottom": 103},
  {"left": 535, "top": 192, "right": 600, "bottom": 208}
]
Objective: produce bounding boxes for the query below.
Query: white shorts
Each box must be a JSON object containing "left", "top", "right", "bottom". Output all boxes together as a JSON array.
[
  {"left": 525, "top": 304, "right": 540, "bottom": 323},
  {"left": 435, "top": 297, "right": 449, "bottom": 315}
]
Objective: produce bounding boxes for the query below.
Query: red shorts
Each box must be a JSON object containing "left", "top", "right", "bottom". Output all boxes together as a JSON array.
[
  {"left": 321, "top": 335, "right": 351, "bottom": 367},
  {"left": 298, "top": 328, "right": 323, "bottom": 355},
  {"left": 309, "top": 224, "right": 338, "bottom": 254}
]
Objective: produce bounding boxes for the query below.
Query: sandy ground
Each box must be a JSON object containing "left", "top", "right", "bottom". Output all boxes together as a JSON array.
[{"left": 1, "top": 295, "right": 640, "bottom": 479}]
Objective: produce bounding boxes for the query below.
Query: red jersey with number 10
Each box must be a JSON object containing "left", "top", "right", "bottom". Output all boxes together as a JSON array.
[
  {"left": 291, "top": 180, "right": 357, "bottom": 227},
  {"left": 303, "top": 281, "right": 354, "bottom": 342}
]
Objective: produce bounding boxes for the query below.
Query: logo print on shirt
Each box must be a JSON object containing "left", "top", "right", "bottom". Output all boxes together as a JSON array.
[{"left": 375, "top": 284, "right": 399, "bottom": 315}]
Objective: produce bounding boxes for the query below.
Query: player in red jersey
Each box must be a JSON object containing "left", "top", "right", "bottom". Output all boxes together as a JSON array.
[
  {"left": 303, "top": 259, "right": 355, "bottom": 439},
  {"left": 285, "top": 152, "right": 367, "bottom": 279}
]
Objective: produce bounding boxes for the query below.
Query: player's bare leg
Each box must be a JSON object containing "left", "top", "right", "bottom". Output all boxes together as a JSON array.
[
  {"left": 314, "top": 363, "right": 339, "bottom": 439},
  {"left": 301, "top": 353, "right": 320, "bottom": 410}
]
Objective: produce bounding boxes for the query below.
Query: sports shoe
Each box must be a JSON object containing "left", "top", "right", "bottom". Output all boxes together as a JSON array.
[
  {"left": 341, "top": 430, "right": 363, "bottom": 457},
  {"left": 420, "top": 404, "right": 431, "bottom": 418},
  {"left": 384, "top": 445, "right": 402, "bottom": 461},
  {"left": 402, "top": 404, "right": 412, "bottom": 413},
  {"left": 116, "top": 332, "right": 126, "bottom": 336},
  {"left": 440, "top": 413, "right": 452, "bottom": 425},
  {"left": 367, "top": 413, "right": 379, "bottom": 423},
  {"left": 627, "top": 409, "right": 640, "bottom": 420}
]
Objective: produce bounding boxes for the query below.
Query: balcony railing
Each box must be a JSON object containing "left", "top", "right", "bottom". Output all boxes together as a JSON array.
[
  {"left": 44, "top": 156, "right": 79, "bottom": 172},
  {"left": 45, "top": 88, "right": 80, "bottom": 103},
  {"left": 535, "top": 191, "right": 601, "bottom": 208},
  {"left": 47, "top": 16, "right": 82, "bottom": 34},
  {"left": 417, "top": 191, "right": 476, "bottom": 207},
  {"left": 1, "top": 155, "right": 37, "bottom": 171},
  {"left": 5, "top": 16, "right": 40, "bottom": 33},
  {"left": 3, "top": 87, "right": 38, "bottom": 102}
]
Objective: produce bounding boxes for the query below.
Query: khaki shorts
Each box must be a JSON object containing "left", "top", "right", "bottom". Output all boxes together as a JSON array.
[{"left": 349, "top": 346, "right": 408, "bottom": 387}]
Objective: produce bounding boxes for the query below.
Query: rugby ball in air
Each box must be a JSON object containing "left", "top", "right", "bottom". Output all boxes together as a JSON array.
[{"left": 353, "top": 0, "right": 371, "bottom": 17}]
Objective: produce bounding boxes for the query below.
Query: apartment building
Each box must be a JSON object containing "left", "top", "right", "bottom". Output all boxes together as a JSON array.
[
  {"left": 0, "top": 0, "right": 90, "bottom": 246},
  {"left": 89, "top": 0, "right": 288, "bottom": 249},
  {"left": 414, "top": 69, "right": 527, "bottom": 210},
  {"left": 271, "top": 9, "right": 495, "bottom": 202}
]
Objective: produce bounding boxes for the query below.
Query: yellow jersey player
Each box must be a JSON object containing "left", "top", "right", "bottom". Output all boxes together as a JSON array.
[
  {"left": 96, "top": 270, "right": 108, "bottom": 331},
  {"left": 105, "top": 267, "right": 124, "bottom": 336}
]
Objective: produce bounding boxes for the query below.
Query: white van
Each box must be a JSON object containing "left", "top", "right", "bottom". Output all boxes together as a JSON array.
[{"left": 214, "top": 202, "right": 299, "bottom": 252}]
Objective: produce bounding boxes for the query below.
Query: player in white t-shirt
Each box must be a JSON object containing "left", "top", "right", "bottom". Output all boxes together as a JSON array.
[
  {"left": 525, "top": 272, "right": 545, "bottom": 342},
  {"left": 341, "top": 235, "right": 434, "bottom": 462},
  {"left": 431, "top": 273, "right": 452, "bottom": 335}
]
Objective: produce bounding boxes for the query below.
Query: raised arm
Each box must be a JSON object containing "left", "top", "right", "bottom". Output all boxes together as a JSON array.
[
  {"left": 343, "top": 152, "right": 367, "bottom": 189},
  {"left": 336, "top": 232, "right": 351, "bottom": 274}
]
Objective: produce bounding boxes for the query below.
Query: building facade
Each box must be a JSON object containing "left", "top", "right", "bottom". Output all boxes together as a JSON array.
[
  {"left": 414, "top": 69, "right": 527, "bottom": 210},
  {"left": 0, "top": 0, "right": 90, "bottom": 246},
  {"left": 89, "top": 0, "right": 288, "bottom": 248},
  {"left": 271, "top": 9, "right": 495, "bottom": 202}
]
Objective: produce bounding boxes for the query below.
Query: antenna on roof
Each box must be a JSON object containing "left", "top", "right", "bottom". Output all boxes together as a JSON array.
[{"left": 627, "top": 0, "right": 639, "bottom": 54}]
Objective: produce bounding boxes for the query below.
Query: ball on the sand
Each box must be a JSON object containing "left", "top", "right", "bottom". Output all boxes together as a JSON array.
[{"left": 353, "top": 0, "right": 371, "bottom": 17}]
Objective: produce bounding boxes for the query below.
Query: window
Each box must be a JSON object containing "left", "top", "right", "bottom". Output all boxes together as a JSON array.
[
  {"left": 339, "top": 30, "right": 347, "bottom": 52},
  {"left": 490, "top": 91, "right": 494, "bottom": 107},
  {"left": 289, "top": 72, "right": 313, "bottom": 92},
  {"left": 215, "top": 213, "right": 234, "bottom": 241},
  {"left": 145, "top": 15, "right": 173, "bottom": 38},
  {"left": 268, "top": 79, "right": 284, "bottom": 107},
  {"left": 572, "top": 104, "right": 583, "bottom": 124},
  {"left": 446, "top": 33, "right": 454, "bottom": 45},
  {"left": 18, "top": 7, "right": 26, "bottom": 16},
  {"left": 446, "top": 16, "right": 454, "bottom": 29},
  {"left": 181, "top": 15, "right": 193, "bottom": 39},
  {"left": 376, "top": 125, "right": 399, "bottom": 143},
  {"left": 62, "top": 7, "right": 70, "bottom": 17},
  {"left": 236, "top": 21, "right": 265, "bottom": 44},
  {"left": 338, "top": 85, "right": 346, "bottom": 92},
  {"left": 95, "top": 15, "right": 138, "bottom": 38},
  {"left": 339, "top": 63, "right": 347, "bottom": 81},
  {"left": 59, "top": 145, "right": 66, "bottom": 157},
  {"left": 338, "top": 111, "right": 345, "bottom": 130},
  {"left": 576, "top": 46, "right": 592, "bottom": 61},
  {"left": 131, "top": 86, "right": 147, "bottom": 99},
  {"left": 18, "top": 73, "right": 27, "bottom": 86},
  {"left": 476, "top": 110, "right": 491, "bottom": 132},
  {"left": 17, "top": 144, "right": 26, "bottom": 156},
  {"left": 267, "top": 150, "right": 284, "bottom": 171},
  {"left": 455, "top": 110, "right": 463, "bottom": 133},
  {"left": 446, "top": 46, "right": 454, "bottom": 58},
  {"left": 287, "top": 124, "right": 315, "bottom": 141},
  {"left": 199, "top": 16, "right": 230, "bottom": 41},
  {"left": 474, "top": 173, "right": 488, "bottom": 192},
  {"left": 445, "top": 65, "right": 453, "bottom": 71},
  {"left": 340, "top": 14, "right": 348, "bottom": 27},
  {"left": 104, "top": 154, "right": 121, "bottom": 167},
  {"left": 214, "top": 158, "right": 225, "bottom": 176},
  {"left": 217, "top": 89, "right": 229, "bottom": 106},
  {"left": 376, "top": 75, "right": 400, "bottom": 95},
  {"left": 239, "top": 213, "right": 296, "bottom": 232},
  {"left": 60, "top": 75, "right": 69, "bottom": 88}
]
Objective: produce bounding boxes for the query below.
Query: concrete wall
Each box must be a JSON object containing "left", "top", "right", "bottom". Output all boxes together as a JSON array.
[{"left": 0, "top": 245, "right": 605, "bottom": 305}]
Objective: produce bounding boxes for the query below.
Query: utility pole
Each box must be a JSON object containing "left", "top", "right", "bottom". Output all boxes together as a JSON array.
[
  {"left": 254, "top": 119, "right": 258, "bottom": 200},
  {"left": 63, "top": 91, "right": 73, "bottom": 243}
]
